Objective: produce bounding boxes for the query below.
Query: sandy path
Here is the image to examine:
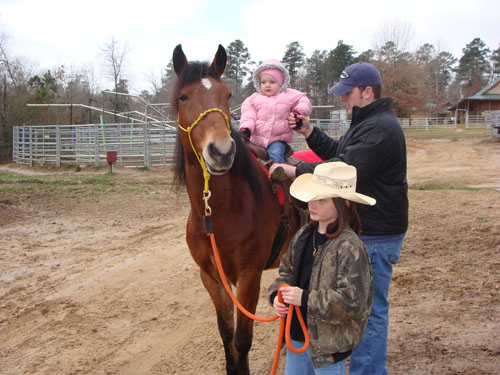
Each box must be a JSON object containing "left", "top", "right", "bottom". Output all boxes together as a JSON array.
[{"left": 1, "top": 137, "right": 499, "bottom": 374}]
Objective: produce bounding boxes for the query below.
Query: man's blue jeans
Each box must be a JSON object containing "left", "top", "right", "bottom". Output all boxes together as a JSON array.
[
  {"left": 349, "top": 236, "right": 404, "bottom": 375},
  {"left": 284, "top": 339, "right": 346, "bottom": 375},
  {"left": 268, "top": 140, "right": 287, "bottom": 163}
]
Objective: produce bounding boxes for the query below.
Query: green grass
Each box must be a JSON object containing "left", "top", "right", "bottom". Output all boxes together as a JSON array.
[{"left": 0, "top": 169, "right": 173, "bottom": 199}]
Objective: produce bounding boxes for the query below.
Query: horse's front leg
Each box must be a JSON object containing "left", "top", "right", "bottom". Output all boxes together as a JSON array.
[
  {"left": 200, "top": 269, "right": 238, "bottom": 375},
  {"left": 234, "top": 271, "right": 262, "bottom": 375}
]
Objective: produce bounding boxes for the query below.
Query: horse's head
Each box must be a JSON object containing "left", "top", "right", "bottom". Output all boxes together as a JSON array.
[{"left": 172, "top": 44, "right": 235, "bottom": 176}]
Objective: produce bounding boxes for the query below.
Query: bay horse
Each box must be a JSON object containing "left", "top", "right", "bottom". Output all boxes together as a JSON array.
[{"left": 171, "top": 44, "right": 301, "bottom": 375}]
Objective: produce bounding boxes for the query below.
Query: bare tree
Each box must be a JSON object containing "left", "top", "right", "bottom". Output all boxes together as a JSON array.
[
  {"left": 0, "top": 30, "right": 15, "bottom": 84},
  {"left": 145, "top": 60, "right": 176, "bottom": 106},
  {"left": 146, "top": 68, "right": 163, "bottom": 98},
  {"left": 373, "top": 18, "right": 416, "bottom": 54},
  {"left": 81, "top": 64, "right": 101, "bottom": 123},
  {"left": 101, "top": 36, "right": 130, "bottom": 121},
  {"left": 0, "top": 28, "right": 33, "bottom": 161}
]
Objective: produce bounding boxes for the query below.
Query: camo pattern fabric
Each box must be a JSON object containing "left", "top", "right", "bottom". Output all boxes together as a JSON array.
[{"left": 269, "top": 225, "right": 373, "bottom": 368}]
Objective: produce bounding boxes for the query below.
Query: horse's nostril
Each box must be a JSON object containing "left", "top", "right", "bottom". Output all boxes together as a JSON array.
[
  {"left": 207, "top": 140, "right": 235, "bottom": 164},
  {"left": 208, "top": 142, "right": 220, "bottom": 157},
  {"left": 222, "top": 142, "right": 236, "bottom": 163}
]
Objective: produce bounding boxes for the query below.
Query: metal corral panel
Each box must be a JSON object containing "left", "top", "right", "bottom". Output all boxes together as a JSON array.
[
  {"left": 491, "top": 111, "right": 500, "bottom": 137},
  {"left": 13, "top": 122, "right": 178, "bottom": 168}
]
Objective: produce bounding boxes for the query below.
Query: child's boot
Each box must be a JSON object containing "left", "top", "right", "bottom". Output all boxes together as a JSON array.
[{"left": 271, "top": 166, "right": 287, "bottom": 193}]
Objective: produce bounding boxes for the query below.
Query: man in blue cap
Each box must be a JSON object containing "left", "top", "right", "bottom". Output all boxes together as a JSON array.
[{"left": 270, "top": 62, "right": 408, "bottom": 375}]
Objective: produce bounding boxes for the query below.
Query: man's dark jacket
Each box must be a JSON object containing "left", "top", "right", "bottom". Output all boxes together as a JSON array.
[{"left": 296, "top": 98, "right": 408, "bottom": 236}]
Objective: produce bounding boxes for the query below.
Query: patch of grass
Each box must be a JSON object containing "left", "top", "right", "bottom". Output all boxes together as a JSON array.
[
  {"left": 81, "top": 175, "right": 113, "bottom": 184},
  {"left": 0, "top": 168, "right": 173, "bottom": 200},
  {"left": 404, "top": 127, "right": 489, "bottom": 139},
  {"left": 0, "top": 170, "right": 23, "bottom": 180}
]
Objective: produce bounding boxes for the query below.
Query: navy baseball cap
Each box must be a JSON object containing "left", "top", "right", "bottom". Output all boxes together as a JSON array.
[{"left": 329, "top": 62, "right": 382, "bottom": 96}]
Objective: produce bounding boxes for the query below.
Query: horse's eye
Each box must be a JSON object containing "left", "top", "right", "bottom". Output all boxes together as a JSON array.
[
  {"left": 179, "top": 94, "right": 188, "bottom": 102},
  {"left": 227, "top": 93, "right": 232, "bottom": 100}
]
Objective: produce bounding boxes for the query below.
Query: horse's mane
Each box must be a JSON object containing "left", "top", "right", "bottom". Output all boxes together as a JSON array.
[{"left": 171, "top": 61, "right": 263, "bottom": 202}]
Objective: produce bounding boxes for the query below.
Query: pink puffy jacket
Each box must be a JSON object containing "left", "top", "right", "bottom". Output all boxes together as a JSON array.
[{"left": 239, "top": 89, "right": 312, "bottom": 148}]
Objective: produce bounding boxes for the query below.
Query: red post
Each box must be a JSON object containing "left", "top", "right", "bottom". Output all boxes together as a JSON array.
[{"left": 107, "top": 151, "right": 117, "bottom": 173}]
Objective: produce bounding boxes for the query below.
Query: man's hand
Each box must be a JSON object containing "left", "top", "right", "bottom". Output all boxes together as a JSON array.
[{"left": 288, "top": 112, "right": 313, "bottom": 138}]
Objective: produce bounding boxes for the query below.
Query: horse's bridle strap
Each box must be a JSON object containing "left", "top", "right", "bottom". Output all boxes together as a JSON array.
[
  {"left": 177, "top": 108, "right": 231, "bottom": 212},
  {"left": 178, "top": 108, "right": 230, "bottom": 134}
]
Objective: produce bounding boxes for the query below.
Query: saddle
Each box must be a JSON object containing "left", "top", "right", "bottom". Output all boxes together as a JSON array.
[
  {"left": 239, "top": 136, "right": 303, "bottom": 167},
  {"left": 239, "top": 135, "right": 307, "bottom": 269}
]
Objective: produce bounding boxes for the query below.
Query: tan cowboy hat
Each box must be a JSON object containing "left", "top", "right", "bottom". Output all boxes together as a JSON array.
[{"left": 290, "top": 162, "right": 376, "bottom": 205}]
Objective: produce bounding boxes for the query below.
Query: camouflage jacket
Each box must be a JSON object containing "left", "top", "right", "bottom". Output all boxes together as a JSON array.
[{"left": 268, "top": 225, "right": 373, "bottom": 368}]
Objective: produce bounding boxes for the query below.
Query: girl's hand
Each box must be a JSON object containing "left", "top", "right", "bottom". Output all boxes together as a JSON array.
[
  {"left": 288, "top": 113, "right": 313, "bottom": 138},
  {"left": 273, "top": 296, "right": 289, "bottom": 317},
  {"left": 279, "top": 286, "right": 303, "bottom": 307}
]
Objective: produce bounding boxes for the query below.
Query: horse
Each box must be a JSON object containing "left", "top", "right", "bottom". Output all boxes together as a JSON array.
[{"left": 171, "top": 44, "right": 301, "bottom": 375}]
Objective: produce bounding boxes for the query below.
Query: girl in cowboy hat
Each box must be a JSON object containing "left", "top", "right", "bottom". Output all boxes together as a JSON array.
[
  {"left": 238, "top": 59, "right": 311, "bottom": 183},
  {"left": 268, "top": 161, "right": 375, "bottom": 375}
]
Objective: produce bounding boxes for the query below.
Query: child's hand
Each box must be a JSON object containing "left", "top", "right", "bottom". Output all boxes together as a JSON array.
[
  {"left": 279, "top": 286, "right": 303, "bottom": 307},
  {"left": 273, "top": 296, "right": 289, "bottom": 317},
  {"left": 238, "top": 128, "right": 251, "bottom": 140}
]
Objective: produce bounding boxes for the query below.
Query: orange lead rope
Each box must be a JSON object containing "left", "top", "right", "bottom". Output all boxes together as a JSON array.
[
  {"left": 271, "top": 285, "right": 310, "bottom": 375},
  {"left": 205, "top": 218, "right": 309, "bottom": 374}
]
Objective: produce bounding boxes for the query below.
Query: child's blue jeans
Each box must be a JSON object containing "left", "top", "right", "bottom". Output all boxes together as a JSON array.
[
  {"left": 285, "top": 339, "right": 346, "bottom": 375},
  {"left": 267, "top": 141, "right": 287, "bottom": 163}
]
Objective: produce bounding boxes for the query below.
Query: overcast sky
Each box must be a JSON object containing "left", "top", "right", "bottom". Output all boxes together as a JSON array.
[{"left": 1, "top": 0, "right": 499, "bottom": 94}]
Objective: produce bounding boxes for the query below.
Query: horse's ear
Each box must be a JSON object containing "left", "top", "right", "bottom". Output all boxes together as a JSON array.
[
  {"left": 211, "top": 44, "right": 227, "bottom": 77},
  {"left": 173, "top": 44, "right": 188, "bottom": 76}
]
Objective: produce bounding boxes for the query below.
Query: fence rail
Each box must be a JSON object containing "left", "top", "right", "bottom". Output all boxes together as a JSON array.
[{"left": 12, "top": 115, "right": 495, "bottom": 168}]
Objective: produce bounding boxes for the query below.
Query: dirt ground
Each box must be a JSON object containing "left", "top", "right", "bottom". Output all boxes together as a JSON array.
[{"left": 1, "top": 136, "right": 499, "bottom": 375}]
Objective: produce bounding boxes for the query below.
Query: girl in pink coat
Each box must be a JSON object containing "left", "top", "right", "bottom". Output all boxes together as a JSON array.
[{"left": 239, "top": 59, "right": 312, "bottom": 166}]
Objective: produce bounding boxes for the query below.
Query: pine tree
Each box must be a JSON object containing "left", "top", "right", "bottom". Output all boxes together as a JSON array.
[
  {"left": 491, "top": 44, "right": 500, "bottom": 79},
  {"left": 225, "top": 39, "right": 252, "bottom": 105},
  {"left": 457, "top": 38, "right": 491, "bottom": 96},
  {"left": 355, "top": 49, "right": 375, "bottom": 63},
  {"left": 302, "top": 50, "right": 330, "bottom": 116},
  {"left": 327, "top": 40, "right": 356, "bottom": 85},
  {"left": 28, "top": 70, "right": 58, "bottom": 103},
  {"left": 282, "top": 41, "right": 305, "bottom": 88}
]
